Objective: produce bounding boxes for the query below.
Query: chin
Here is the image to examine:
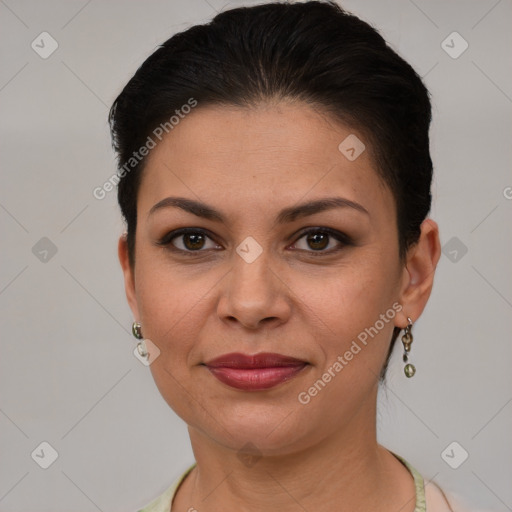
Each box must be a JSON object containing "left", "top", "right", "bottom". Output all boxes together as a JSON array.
[{"left": 195, "top": 404, "right": 317, "bottom": 455}]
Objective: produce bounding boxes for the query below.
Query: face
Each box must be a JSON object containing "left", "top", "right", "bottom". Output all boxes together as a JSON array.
[{"left": 119, "top": 101, "right": 437, "bottom": 456}]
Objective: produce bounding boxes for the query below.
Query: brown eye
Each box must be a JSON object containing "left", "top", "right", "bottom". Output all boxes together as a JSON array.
[
  {"left": 182, "top": 233, "right": 206, "bottom": 250},
  {"left": 306, "top": 232, "right": 329, "bottom": 250},
  {"left": 291, "top": 228, "right": 351, "bottom": 254},
  {"left": 157, "top": 228, "right": 222, "bottom": 253}
]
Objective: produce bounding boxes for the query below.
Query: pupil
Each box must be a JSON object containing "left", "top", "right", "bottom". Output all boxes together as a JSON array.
[
  {"left": 185, "top": 234, "right": 204, "bottom": 250},
  {"left": 308, "top": 233, "right": 328, "bottom": 250}
]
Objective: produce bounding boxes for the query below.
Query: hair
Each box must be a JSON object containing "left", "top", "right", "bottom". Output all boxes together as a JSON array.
[{"left": 108, "top": 0, "right": 433, "bottom": 381}]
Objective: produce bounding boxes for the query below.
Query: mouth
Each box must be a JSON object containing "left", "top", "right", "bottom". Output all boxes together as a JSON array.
[{"left": 203, "top": 352, "right": 309, "bottom": 391}]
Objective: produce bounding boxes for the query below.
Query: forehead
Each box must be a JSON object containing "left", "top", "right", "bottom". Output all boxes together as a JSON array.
[{"left": 137, "top": 102, "right": 393, "bottom": 223}]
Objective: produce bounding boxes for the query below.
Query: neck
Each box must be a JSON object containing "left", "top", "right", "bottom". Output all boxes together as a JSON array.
[{"left": 174, "top": 392, "right": 416, "bottom": 512}]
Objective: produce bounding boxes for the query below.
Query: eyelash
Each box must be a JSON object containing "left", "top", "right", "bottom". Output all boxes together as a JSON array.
[{"left": 156, "top": 227, "right": 353, "bottom": 256}]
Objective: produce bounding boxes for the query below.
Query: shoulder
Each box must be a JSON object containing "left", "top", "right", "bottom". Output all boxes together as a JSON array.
[
  {"left": 425, "top": 480, "right": 458, "bottom": 511},
  {"left": 136, "top": 462, "right": 196, "bottom": 512},
  {"left": 425, "top": 480, "right": 493, "bottom": 512},
  {"left": 136, "top": 483, "right": 176, "bottom": 512},
  {"left": 389, "top": 450, "right": 484, "bottom": 512}
]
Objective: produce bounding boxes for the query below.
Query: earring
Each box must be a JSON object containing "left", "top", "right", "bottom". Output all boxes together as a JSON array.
[
  {"left": 132, "top": 321, "right": 148, "bottom": 359},
  {"left": 402, "top": 317, "right": 416, "bottom": 378},
  {"left": 132, "top": 321, "right": 142, "bottom": 339}
]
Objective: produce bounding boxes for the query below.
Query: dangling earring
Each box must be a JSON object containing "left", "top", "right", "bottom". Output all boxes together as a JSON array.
[
  {"left": 132, "top": 321, "right": 148, "bottom": 358},
  {"left": 402, "top": 317, "right": 416, "bottom": 378}
]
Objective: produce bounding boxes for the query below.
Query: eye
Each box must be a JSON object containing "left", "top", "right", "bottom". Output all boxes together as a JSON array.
[
  {"left": 290, "top": 228, "right": 351, "bottom": 254},
  {"left": 157, "top": 227, "right": 352, "bottom": 255},
  {"left": 157, "top": 228, "right": 222, "bottom": 253}
]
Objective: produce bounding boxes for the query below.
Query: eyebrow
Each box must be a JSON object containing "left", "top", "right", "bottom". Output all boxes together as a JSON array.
[{"left": 148, "top": 196, "right": 369, "bottom": 223}]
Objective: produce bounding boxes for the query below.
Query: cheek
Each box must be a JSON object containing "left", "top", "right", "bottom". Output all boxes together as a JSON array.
[
  {"left": 134, "top": 259, "right": 178, "bottom": 342},
  {"left": 135, "top": 267, "right": 209, "bottom": 414},
  {"left": 306, "top": 257, "right": 399, "bottom": 331},
  {"left": 134, "top": 258, "right": 220, "bottom": 362},
  {"left": 300, "top": 257, "right": 400, "bottom": 386}
]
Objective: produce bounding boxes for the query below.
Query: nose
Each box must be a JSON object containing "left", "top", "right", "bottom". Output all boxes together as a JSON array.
[{"left": 217, "top": 250, "right": 292, "bottom": 331}]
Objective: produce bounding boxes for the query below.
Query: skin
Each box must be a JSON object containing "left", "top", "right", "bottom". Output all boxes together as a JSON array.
[{"left": 119, "top": 101, "right": 441, "bottom": 512}]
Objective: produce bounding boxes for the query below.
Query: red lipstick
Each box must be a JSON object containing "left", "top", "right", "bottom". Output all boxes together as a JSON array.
[{"left": 204, "top": 352, "right": 308, "bottom": 391}]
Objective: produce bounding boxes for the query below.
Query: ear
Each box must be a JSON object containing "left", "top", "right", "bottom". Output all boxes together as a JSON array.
[
  {"left": 395, "top": 219, "right": 441, "bottom": 328},
  {"left": 118, "top": 234, "right": 139, "bottom": 320}
]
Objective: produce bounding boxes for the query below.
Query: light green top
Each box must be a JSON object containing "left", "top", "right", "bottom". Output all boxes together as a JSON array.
[{"left": 137, "top": 452, "right": 426, "bottom": 512}]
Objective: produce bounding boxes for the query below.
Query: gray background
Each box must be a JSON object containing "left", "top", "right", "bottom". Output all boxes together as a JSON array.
[{"left": 0, "top": 0, "right": 511, "bottom": 511}]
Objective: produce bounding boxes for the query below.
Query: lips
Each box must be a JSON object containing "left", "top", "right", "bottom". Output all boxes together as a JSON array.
[{"left": 204, "top": 352, "right": 308, "bottom": 391}]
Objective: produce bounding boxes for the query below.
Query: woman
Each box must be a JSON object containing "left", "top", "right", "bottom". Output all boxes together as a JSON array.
[{"left": 108, "top": 2, "right": 462, "bottom": 511}]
